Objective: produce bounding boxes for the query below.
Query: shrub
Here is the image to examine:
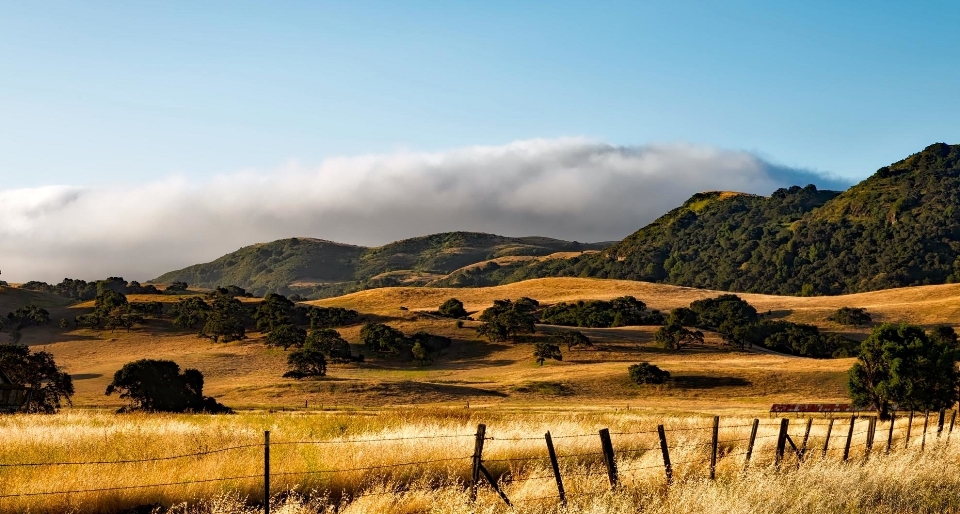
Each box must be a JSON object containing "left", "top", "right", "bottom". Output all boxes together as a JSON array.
[
  {"left": 829, "top": 307, "right": 872, "bottom": 326},
  {"left": 629, "top": 362, "right": 671, "bottom": 385},
  {"left": 438, "top": 298, "right": 468, "bottom": 319}
]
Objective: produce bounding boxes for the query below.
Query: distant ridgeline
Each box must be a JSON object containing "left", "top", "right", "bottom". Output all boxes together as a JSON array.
[
  {"left": 458, "top": 143, "right": 960, "bottom": 296},
  {"left": 152, "top": 232, "right": 608, "bottom": 299},
  {"left": 149, "top": 143, "right": 960, "bottom": 298}
]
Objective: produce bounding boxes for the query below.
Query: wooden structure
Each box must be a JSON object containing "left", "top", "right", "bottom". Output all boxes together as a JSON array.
[{"left": 0, "top": 370, "right": 31, "bottom": 413}]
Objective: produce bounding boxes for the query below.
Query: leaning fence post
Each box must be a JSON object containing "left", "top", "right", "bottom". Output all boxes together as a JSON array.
[
  {"left": 470, "top": 424, "right": 486, "bottom": 501},
  {"left": 743, "top": 418, "right": 759, "bottom": 471},
  {"left": 264, "top": 430, "right": 270, "bottom": 514},
  {"left": 865, "top": 417, "right": 876, "bottom": 461},
  {"left": 842, "top": 416, "right": 856, "bottom": 462},
  {"left": 938, "top": 409, "right": 946, "bottom": 437},
  {"left": 775, "top": 418, "right": 789, "bottom": 468},
  {"left": 950, "top": 410, "right": 957, "bottom": 440},
  {"left": 657, "top": 424, "right": 673, "bottom": 485},
  {"left": 905, "top": 411, "right": 914, "bottom": 448},
  {"left": 544, "top": 431, "right": 566, "bottom": 507},
  {"left": 886, "top": 414, "right": 896, "bottom": 454},
  {"left": 709, "top": 416, "right": 719, "bottom": 480},
  {"left": 799, "top": 418, "right": 813, "bottom": 461},
  {"left": 921, "top": 411, "right": 930, "bottom": 451},
  {"left": 822, "top": 418, "right": 835, "bottom": 458},
  {"left": 599, "top": 428, "right": 618, "bottom": 489}
]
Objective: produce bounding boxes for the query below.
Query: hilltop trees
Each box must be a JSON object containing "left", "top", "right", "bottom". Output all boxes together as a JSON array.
[
  {"left": 105, "top": 359, "right": 230, "bottom": 413},
  {"left": 0, "top": 344, "right": 74, "bottom": 413},
  {"left": 7, "top": 304, "right": 50, "bottom": 329},
  {"left": 848, "top": 324, "right": 960, "bottom": 419},
  {"left": 75, "top": 290, "right": 144, "bottom": 331},
  {"left": 540, "top": 296, "right": 661, "bottom": 327}
]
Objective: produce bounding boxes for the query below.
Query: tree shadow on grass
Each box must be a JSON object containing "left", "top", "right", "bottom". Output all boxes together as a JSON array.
[{"left": 672, "top": 375, "right": 751, "bottom": 389}]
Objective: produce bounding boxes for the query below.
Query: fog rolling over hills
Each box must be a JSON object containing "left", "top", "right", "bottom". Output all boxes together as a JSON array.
[
  {"left": 152, "top": 232, "right": 608, "bottom": 298},
  {"left": 488, "top": 143, "right": 960, "bottom": 295}
]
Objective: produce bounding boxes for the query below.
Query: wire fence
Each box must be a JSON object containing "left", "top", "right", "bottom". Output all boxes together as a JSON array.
[{"left": 0, "top": 410, "right": 955, "bottom": 512}]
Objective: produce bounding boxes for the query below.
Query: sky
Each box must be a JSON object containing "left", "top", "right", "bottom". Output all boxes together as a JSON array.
[{"left": 1, "top": 1, "right": 959, "bottom": 282}]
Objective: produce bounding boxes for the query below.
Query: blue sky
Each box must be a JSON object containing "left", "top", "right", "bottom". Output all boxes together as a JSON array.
[{"left": 2, "top": 1, "right": 958, "bottom": 188}]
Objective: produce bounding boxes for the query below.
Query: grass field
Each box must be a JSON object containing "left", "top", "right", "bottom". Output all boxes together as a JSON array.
[
  {"left": 2, "top": 408, "right": 959, "bottom": 513},
  {"left": 7, "top": 276, "right": 960, "bottom": 410}
]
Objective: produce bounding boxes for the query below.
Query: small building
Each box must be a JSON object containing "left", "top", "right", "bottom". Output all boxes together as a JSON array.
[{"left": 0, "top": 370, "right": 31, "bottom": 413}]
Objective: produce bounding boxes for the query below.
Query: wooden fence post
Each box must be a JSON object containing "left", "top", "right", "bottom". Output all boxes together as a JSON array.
[
  {"left": 938, "top": 409, "right": 946, "bottom": 437},
  {"left": 775, "top": 418, "right": 789, "bottom": 468},
  {"left": 799, "top": 418, "right": 813, "bottom": 461},
  {"left": 822, "top": 418, "right": 835, "bottom": 458},
  {"left": 470, "top": 424, "right": 486, "bottom": 501},
  {"left": 865, "top": 417, "right": 876, "bottom": 461},
  {"left": 886, "top": 414, "right": 895, "bottom": 454},
  {"left": 743, "top": 418, "right": 759, "bottom": 472},
  {"left": 905, "top": 411, "right": 914, "bottom": 448},
  {"left": 842, "top": 416, "right": 856, "bottom": 462},
  {"left": 544, "top": 431, "right": 566, "bottom": 507},
  {"left": 950, "top": 410, "right": 957, "bottom": 440},
  {"left": 657, "top": 424, "right": 673, "bottom": 485},
  {"left": 921, "top": 412, "right": 930, "bottom": 451},
  {"left": 264, "top": 430, "right": 270, "bottom": 514},
  {"left": 710, "top": 416, "right": 719, "bottom": 480},
  {"left": 599, "top": 428, "right": 618, "bottom": 489}
]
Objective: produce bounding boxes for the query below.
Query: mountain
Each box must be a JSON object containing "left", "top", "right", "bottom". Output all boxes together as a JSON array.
[
  {"left": 450, "top": 143, "right": 960, "bottom": 296},
  {"left": 151, "top": 232, "right": 608, "bottom": 298}
]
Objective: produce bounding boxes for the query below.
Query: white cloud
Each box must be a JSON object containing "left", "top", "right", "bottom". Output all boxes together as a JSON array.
[{"left": 0, "top": 138, "right": 848, "bottom": 282}]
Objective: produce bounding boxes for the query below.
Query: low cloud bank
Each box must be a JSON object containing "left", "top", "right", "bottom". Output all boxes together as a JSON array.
[{"left": 0, "top": 138, "right": 849, "bottom": 282}]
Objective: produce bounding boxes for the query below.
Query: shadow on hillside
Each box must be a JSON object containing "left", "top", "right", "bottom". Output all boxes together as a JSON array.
[
  {"left": 70, "top": 373, "right": 103, "bottom": 380},
  {"left": 672, "top": 375, "right": 751, "bottom": 389},
  {"left": 349, "top": 380, "right": 508, "bottom": 398}
]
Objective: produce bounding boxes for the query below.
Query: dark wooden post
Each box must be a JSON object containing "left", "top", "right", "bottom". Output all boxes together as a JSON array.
[
  {"left": 599, "top": 428, "right": 618, "bottom": 489},
  {"left": 865, "top": 417, "right": 876, "bottom": 461},
  {"left": 470, "top": 424, "right": 486, "bottom": 501},
  {"left": 886, "top": 414, "right": 895, "bottom": 454},
  {"left": 775, "top": 418, "right": 789, "bottom": 468},
  {"left": 799, "top": 418, "right": 813, "bottom": 461},
  {"left": 905, "top": 411, "right": 914, "bottom": 448},
  {"left": 743, "top": 418, "right": 759, "bottom": 471},
  {"left": 264, "top": 430, "right": 270, "bottom": 514},
  {"left": 544, "top": 431, "right": 566, "bottom": 507},
  {"left": 921, "top": 411, "right": 930, "bottom": 451},
  {"left": 822, "top": 418, "right": 835, "bottom": 458},
  {"left": 657, "top": 424, "right": 673, "bottom": 485},
  {"left": 709, "top": 416, "right": 719, "bottom": 480},
  {"left": 842, "top": 416, "right": 856, "bottom": 462},
  {"left": 938, "top": 409, "right": 946, "bottom": 436},
  {"left": 950, "top": 410, "right": 957, "bottom": 439}
]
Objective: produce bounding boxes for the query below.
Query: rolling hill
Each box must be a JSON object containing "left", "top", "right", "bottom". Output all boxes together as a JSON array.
[
  {"left": 457, "top": 143, "right": 960, "bottom": 295},
  {"left": 152, "top": 232, "right": 607, "bottom": 298}
]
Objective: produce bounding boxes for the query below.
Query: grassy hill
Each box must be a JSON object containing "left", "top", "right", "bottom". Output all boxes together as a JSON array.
[
  {"left": 152, "top": 232, "right": 607, "bottom": 298},
  {"left": 466, "top": 143, "right": 960, "bottom": 296}
]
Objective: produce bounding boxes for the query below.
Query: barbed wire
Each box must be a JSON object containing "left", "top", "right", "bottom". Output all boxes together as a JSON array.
[
  {"left": 0, "top": 474, "right": 262, "bottom": 499},
  {"left": 0, "top": 443, "right": 263, "bottom": 468}
]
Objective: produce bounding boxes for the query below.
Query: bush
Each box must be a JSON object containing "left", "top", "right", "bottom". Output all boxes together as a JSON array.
[
  {"left": 629, "top": 362, "right": 671, "bottom": 385},
  {"left": 438, "top": 298, "right": 468, "bottom": 318},
  {"left": 829, "top": 307, "right": 872, "bottom": 326}
]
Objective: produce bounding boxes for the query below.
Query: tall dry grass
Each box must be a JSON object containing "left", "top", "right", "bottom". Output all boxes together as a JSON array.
[{"left": 0, "top": 408, "right": 957, "bottom": 513}]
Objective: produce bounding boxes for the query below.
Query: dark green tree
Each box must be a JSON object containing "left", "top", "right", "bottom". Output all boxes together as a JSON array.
[
  {"left": 849, "top": 324, "right": 960, "bottom": 419},
  {"left": 533, "top": 342, "right": 563, "bottom": 366},
  {"left": 0, "top": 344, "right": 74, "bottom": 413},
  {"left": 105, "top": 359, "right": 230, "bottom": 413},
  {"left": 254, "top": 293, "right": 295, "bottom": 333},
  {"left": 829, "top": 307, "right": 872, "bottom": 327},
  {"left": 199, "top": 292, "right": 247, "bottom": 343},
  {"left": 438, "top": 298, "right": 468, "bottom": 318},
  {"left": 360, "top": 322, "right": 409, "bottom": 354},
  {"left": 477, "top": 299, "right": 537, "bottom": 342},
  {"left": 171, "top": 296, "right": 210, "bottom": 329},
  {"left": 283, "top": 342, "right": 328, "bottom": 379},
  {"left": 265, "top": 323, "right": 307, "bottom": 350},
  {"left": 551, "top": 329, "right": 592, "bottom": 350},
  {"left": 628, "top": 362, "right": 671, "bottom": 385},
  {"left": 655, "top": 323, "right": 704, "bottom": 350}
]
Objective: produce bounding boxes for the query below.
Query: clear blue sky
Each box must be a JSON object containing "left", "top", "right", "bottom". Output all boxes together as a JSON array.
[{"left": 2, "top": 0, "right": 959, "bottom": 187}]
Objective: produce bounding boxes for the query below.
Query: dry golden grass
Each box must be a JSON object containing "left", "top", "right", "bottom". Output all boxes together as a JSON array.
[{"left": 1, "top": 408, "right": 958, "bottom": 513}]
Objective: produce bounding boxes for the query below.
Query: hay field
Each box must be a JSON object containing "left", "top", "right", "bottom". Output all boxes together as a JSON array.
[{"left": 2, "top": 408, "right": 959, "bottom": 514}]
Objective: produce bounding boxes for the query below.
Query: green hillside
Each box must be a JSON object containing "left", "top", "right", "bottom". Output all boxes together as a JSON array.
[
  {"left": 152, "top": 232, "right": 605, "bottom": 298},
  {"left": 461, "top": 143, "right": 960, "bottom": 296}
]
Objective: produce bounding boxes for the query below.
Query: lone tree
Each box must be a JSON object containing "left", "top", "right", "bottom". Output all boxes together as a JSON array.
[
  {"left": 284, "top": 339, "right": 328, "bottom": 379},
  {"left": 0, "top": 344, "right": 74, "bottom": 413},
  {"left": 105, "top": 359, "right": 230, "bottom": 413},
  {"left": 829, "top": 307, "right": 872, "bottom": 327},
  {"left": 533, "top": 342, "right": 562, "bottom": 366},
  {"left": 628, "top": 362, "right": 671, "bottom": 385},
  {"left": 438, "top": 298, "right": 468, "bottom": 319},
  {"left": 848, "top": 323, "right": 960, "bottom": 419},
  {"left": 655, "top": 323, "right": 705, "bottom": 350},
  {"left": 477, "top": 298, "right": 538, "bottom": 343},
  {"left": 551, "top": 329, "right": 592, "bottom": 350}
]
